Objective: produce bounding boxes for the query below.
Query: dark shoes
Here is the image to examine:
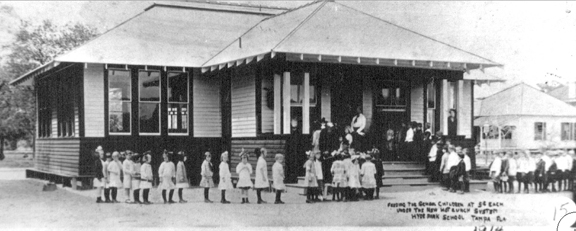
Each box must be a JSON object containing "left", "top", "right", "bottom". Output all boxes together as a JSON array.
[
  {"left": 257, "top": 200, "right": 267, "bottom": 204},
  {"left": 179, "top": 200, "right": 187, "bottom": 203},
  {"left": 204, "top": 199, "right": 213, "bottom": 203},
  {"left": 221, "top": 200, "right": 231, "bottom": 204},
  {"left": 274, "top": 201, "right": 285, "bottom": 204}
]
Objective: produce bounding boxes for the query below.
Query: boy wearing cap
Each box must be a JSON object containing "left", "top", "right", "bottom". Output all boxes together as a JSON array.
[
  {"left": 93, "top": 147, "right": 105, "bottom": 203},
  {"left": 272, "top": 154, "right": 286, "bottom": 204}
]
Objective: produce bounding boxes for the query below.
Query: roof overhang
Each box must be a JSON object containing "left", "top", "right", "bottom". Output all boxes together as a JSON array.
[
  {"left": 9, "top": 61, "right": 60, "bottom": 86},
  {"left": 145, "top": 1, "right": 288, "bottom": 15}
]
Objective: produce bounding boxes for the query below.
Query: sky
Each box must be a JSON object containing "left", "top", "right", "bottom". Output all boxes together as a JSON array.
[{"left": 1, "top": 1, "right": 575, "bottom": 97}]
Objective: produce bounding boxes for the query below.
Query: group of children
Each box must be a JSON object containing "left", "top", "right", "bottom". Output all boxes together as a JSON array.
[
  {"left": 436, "top": 143, "right": 472, "bottom": 194},
  {"left": 92, "top": 145, "right": 289, "bottom": 204},
  {"left": 489, "top": 149, "right": 575, "bottom": 193},
  {"left": 300, "top": 147, "right": 384, "bottom": 203}
]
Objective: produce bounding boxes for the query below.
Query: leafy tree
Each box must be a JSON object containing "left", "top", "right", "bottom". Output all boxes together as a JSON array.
[{"left": 0, "top": 19, "right": 98, "bottom": 158}]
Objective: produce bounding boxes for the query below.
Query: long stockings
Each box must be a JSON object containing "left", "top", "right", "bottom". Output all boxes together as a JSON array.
[
  {"left": 275, "top": 190, "right": 282, "bottom": 202},
  {"left": 204, "top": 188, "right": 210, "bottom": 200},
  {"left": 143, "top": 189, "right": 150, "bottom": 202},
  {"left": 178, "top": 188, "right": 183, "bottom": 201},
  {"left": 111, "top": 187, "right": 118, "bottom": 201},
  {"left": 133, "top": 189, "right": 141, "bottom": 202},
  {"left": 104, "top": 188, "right": 111, "bottom": 201},
  {"left": 162, "top": 189, "right": 175, "bottom": 202}
]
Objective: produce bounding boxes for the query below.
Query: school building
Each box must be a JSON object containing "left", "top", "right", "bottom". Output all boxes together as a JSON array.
[{"left": 10, "top": 1, "right": 501, "bottom": 188}]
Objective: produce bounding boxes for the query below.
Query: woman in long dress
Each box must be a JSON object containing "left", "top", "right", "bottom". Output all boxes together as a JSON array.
[
  {"left": 218, "top": 151, "right": 233, "bottom": 204},
  {"left": 236, "top": 149, "right": 253, "bottom": 204}
]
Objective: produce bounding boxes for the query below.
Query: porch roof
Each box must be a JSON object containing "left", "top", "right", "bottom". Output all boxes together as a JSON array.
[
  {"left": 476, "top": 83, "right": 576, "bottom": 117},
  {"left": 203, "top": 1, "right": 502, "bottom": 72}
]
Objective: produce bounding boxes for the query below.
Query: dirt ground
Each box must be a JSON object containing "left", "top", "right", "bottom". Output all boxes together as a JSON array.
[{"left": 0, "top": 168, "right": 572, "bottom": 230}]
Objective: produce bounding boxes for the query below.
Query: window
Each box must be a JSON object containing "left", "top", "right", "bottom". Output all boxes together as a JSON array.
[
  {"left": 108, "top": 69, "right": 131, "bottom": 134},
  {"left": 482, "top": 125, "right": 515, "bottom": 140},
  {"left": 561, "top": 122, "right": 576, "bottom": 141},
  {"left": 376, "top": 86, "right": 406, "bottom": 107},
  {"left": 38, "top": 81, "right": 52, "bottom": 138},
  {"left": 57, "top": 76, "right": 75, "bottom": 137},
  {"left": 534, "top": 122, "right": 546, "bottom": 140},
  {"left": 139, "top": 70, "right": 160, "bottom": 134},
  {"left": 290, "top": 75, "right": 316, "bottom": 106},
  {"left": 427, "top": 81, "right": 435, "bottom": 109},
  {"left": 168, "top": 72, "right": 188, "bottom": 134}
]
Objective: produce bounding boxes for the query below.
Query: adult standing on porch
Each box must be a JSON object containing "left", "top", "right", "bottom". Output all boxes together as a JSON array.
[
  {"left": 447, "top": 109, "right": 457, "bottom": 137},
  {"left": 255, "top": 148, "right": 270, "bottom": 204},
  {"left": 351, "top": 106, "right": 366, "bottom": 152},
  {"left": 285, "top": 118, "right": 303, "bottom": 183},
  {"left": 404, "top": 122, "right": 414, "bottom": 161}
]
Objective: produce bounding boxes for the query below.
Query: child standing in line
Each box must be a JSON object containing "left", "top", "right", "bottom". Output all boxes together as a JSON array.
[
  {"left": 439, "top": 146, "right": 451, "bottom": 190},
  {"left": 254, "top": 148, "right": 270, "bottom": 204},
  {"left": 272, "top": 154, "right": 286, "bottom": 204},
  {"left": 506, "top": 152, "right": 517, "bottom": 193},
  {"left": 158, "top": 152, "right": 176, "bottom": 204},
  {"left": 372, "top": 148, "right": 384, "bottom": 199},
  {"left": 489, "top": 152, "right": 503, "bottom": 193},
  {"left": 499, "top": 152, "right": 510, "bottom": 193},
  {"left": 93, "top": 147, "right": 105, "bottom": 203},
  {"left": 107, "top": 151, "right": 123, "bottom": 203},
  {"left": 122, "top": 151, "right": 134, "bottom": 203},
  {"left": 175, "top": 151, "right": 189, "bottom": 203},
  {"left": 330, "top": 154, "right": 345, "bottom": 201},
  {"left": 525, "top": 151, "right": 536, "bottom": 193},
  {"left": 360, "top": 155, "right": 376, "bottom": 200},
  {"left": 218, "top": 151, "right": 233, "bottom": 204},
  {"left": 516, "top": 152, "right": 529, "bottom": 194},
  {"left": 347, "top": 156, "right": 361, "bottom": 201},
  {"left": 103, "top": 152, "right": 112, "bottom": 203},
  {"left": 236, "top": 149, "right": 253, "bottom": 204},
  {"left": 140, "top": 153, "right": 153, "bottom": 204},
  {"left": 534, "top": 152, "right": 545, "bottom": 192},
  {"left": 200, "top": 152, "right": 215, "bottom": 203},
  {"left": 341, "top": 154, "right": 353, "bottom": 202},
  {"left": 131, "top": 153, "right": 142, "bottom": 204},
  {"left": 304, "top": 151, "right": 318, "bottom": 203},
  {"left": 314, "top": 151, "right": 326, "bottom": 202}
]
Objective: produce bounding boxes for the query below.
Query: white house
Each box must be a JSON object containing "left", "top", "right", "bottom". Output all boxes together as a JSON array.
[{"left": 475, "top": 83, "right": 576, "bottom": 150}]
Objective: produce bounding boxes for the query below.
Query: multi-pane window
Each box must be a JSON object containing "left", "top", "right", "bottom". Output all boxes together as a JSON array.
[
  {"left": 376, "top": 85, "right": 406, "bottom": 108},
  {"left": 561, "top": 122, "right": 576, "bottom": 141},
  {"left": 37, "top": 81, "right": 52, "bottom": 137},
  {"left": 139, "top": 70, "right": 160, "bottom": 134},
  {"left": 534, "top": 122, "right": 546, "bottom": 140},
  {"left": 108, "top": 69, "right": 131, "bottom": 134},
  {"left": 57, "top": 76, "right": 75, "bottom": 137},
  {"left": 290, "top": 75, "right": 316, "bottom": 107},
  {"left": 168, "top": 72, "right": 188, "bottom": 134}
]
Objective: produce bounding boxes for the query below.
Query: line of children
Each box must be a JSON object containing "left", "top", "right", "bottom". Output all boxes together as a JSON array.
[{"left": 218, "top": 151, "right": 233, "bottom": 204}]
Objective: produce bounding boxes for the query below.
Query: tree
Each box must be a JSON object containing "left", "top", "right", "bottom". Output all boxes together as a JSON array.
[{"left": 0, "top": 19, "right": 98, "bottom": 158}]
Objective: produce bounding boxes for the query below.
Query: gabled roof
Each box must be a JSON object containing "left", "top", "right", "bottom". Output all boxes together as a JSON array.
[
  {"left": 203, "top": 1, "right": 501, "bottom": 70},
  {"left": 477, "top": 83, "right": 576, "bottom": 117}
]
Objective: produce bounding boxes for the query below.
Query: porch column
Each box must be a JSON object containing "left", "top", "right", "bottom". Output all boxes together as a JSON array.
[
  {"left": 458, "top": 80, "right": 472, "bottom": 138},
  {"left": 273, "top": 73, "right": 282, "bottom": 134},
  {"left": 440, "top": 79, "right": 449, "bottom": 135},
  {"left": 303, "top": 72, "right": 310, "bottom": 134},
  {"left": 283, "top": 72, "right": 291, "bottom": 134}
]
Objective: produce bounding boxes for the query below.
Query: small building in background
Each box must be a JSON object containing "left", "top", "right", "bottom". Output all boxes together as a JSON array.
[
  {"left": 547, "top": 81, "right": 576, "bottom": 107},
  {"left": 475, "top": 83, "right": 576, "bottom": 151}
]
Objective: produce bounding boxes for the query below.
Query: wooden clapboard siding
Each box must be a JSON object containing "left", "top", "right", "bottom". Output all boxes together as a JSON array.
[
  {"left": 410, "top": 83, "right": 424, "bottom": 123},
  {"left": 51, "top": 104, "right": 57, "bottom": 137},
  {"left": 231, "top": 68, "right": 256, "bottom": 137},
  {"left": 193, "top": 73, "right": 222, "bottom": 137},
  {"left": 229, "top": 139, "right": 286, "bottom": 178},
  {"left": 261, "top": 76, "right": 274, "bottom": 134},
  {"left": 459, "top": 80, "right": 473, "bottom": 138},
  {"left": 83, "top": 64, "right": 105, "bottom": 137},
  {"left": 362, "top": 78, "right": 372, "bottom": 132},
  {"left": 35, "top": 139, "right": 81, "bottom": 176}
]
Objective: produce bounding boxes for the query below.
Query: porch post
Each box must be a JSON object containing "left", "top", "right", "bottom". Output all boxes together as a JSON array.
[
  {"left": 440, "top": 79, "right": 449, "bottom": 135},
  {"left": 283, "top": 72, "right": 291, "bottom": 134},
  {"left": 274, "top": 73, "right": 281, "bottom": 134},
  {"left": 303, "top": 72, "right": 310, "bottom": 134},
  {"left": 457, "top": 80, "right": 464, "bottom": 136}
]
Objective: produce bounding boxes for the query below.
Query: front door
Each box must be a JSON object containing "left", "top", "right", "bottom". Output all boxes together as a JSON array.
[
  {"left": 331, "top": 74, "right": 363, "bottom": 131},
  {"left": 372, "top": 80, "right": 409, "bottom": 147}
]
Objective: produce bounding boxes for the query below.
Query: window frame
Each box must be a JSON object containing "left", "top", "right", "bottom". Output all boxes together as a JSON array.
[
  {"left": 561, "top": 122, "right": 576, "bottom": 141},
  {"left": 108, "top": 68, "right": 132, "bottom": 136},
  {"left": 534, "top": 122, "right": 547, "bottom": 141},
  {"left": 138, "top": 69, "right": 161, "bottom": 136},
  {"left": 167, "top": 71, "right": 189, "bottom": 136}
]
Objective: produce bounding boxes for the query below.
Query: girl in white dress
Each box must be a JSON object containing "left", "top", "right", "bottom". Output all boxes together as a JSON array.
[
  {"left": 218, "top": 151, "right": 233, "bottom": 204},
  {"left": 236, "top": 148, "right": 253, "bottom": 204},
  {"left": 304, "top": 151, "right": 318, "bottom": 203},
  {"left": 255, "top": 148, "right": 269, "bottom": 204},
  {"left": 272, "top": 154, "right": 286, "bottom": 204},
  {"left": 122, "top": 152, "right": 134, "bottom": 203},
  {"left": 140, "top": 153, "right": 153, "bottom": 204},
  {"left": 347, "top": 156, "right": 361, "bottom": 201},
  {"left": 107, "top": 151, "right": 123, "bottom": 203},
  {"left": 200, "top": 152, "right": 215, "bottom": 203},
  {"left": 360, "top": 155, "right": 377, "bottom": 200},
  {"left": 131, "top": 154, "right": 142, "bottom": 204},
  {"left": 158, "top": 152, "right": 176, "bottom": 204},
  {"left": 175, "top": 151, "right": 189, "bottom": 203}
]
